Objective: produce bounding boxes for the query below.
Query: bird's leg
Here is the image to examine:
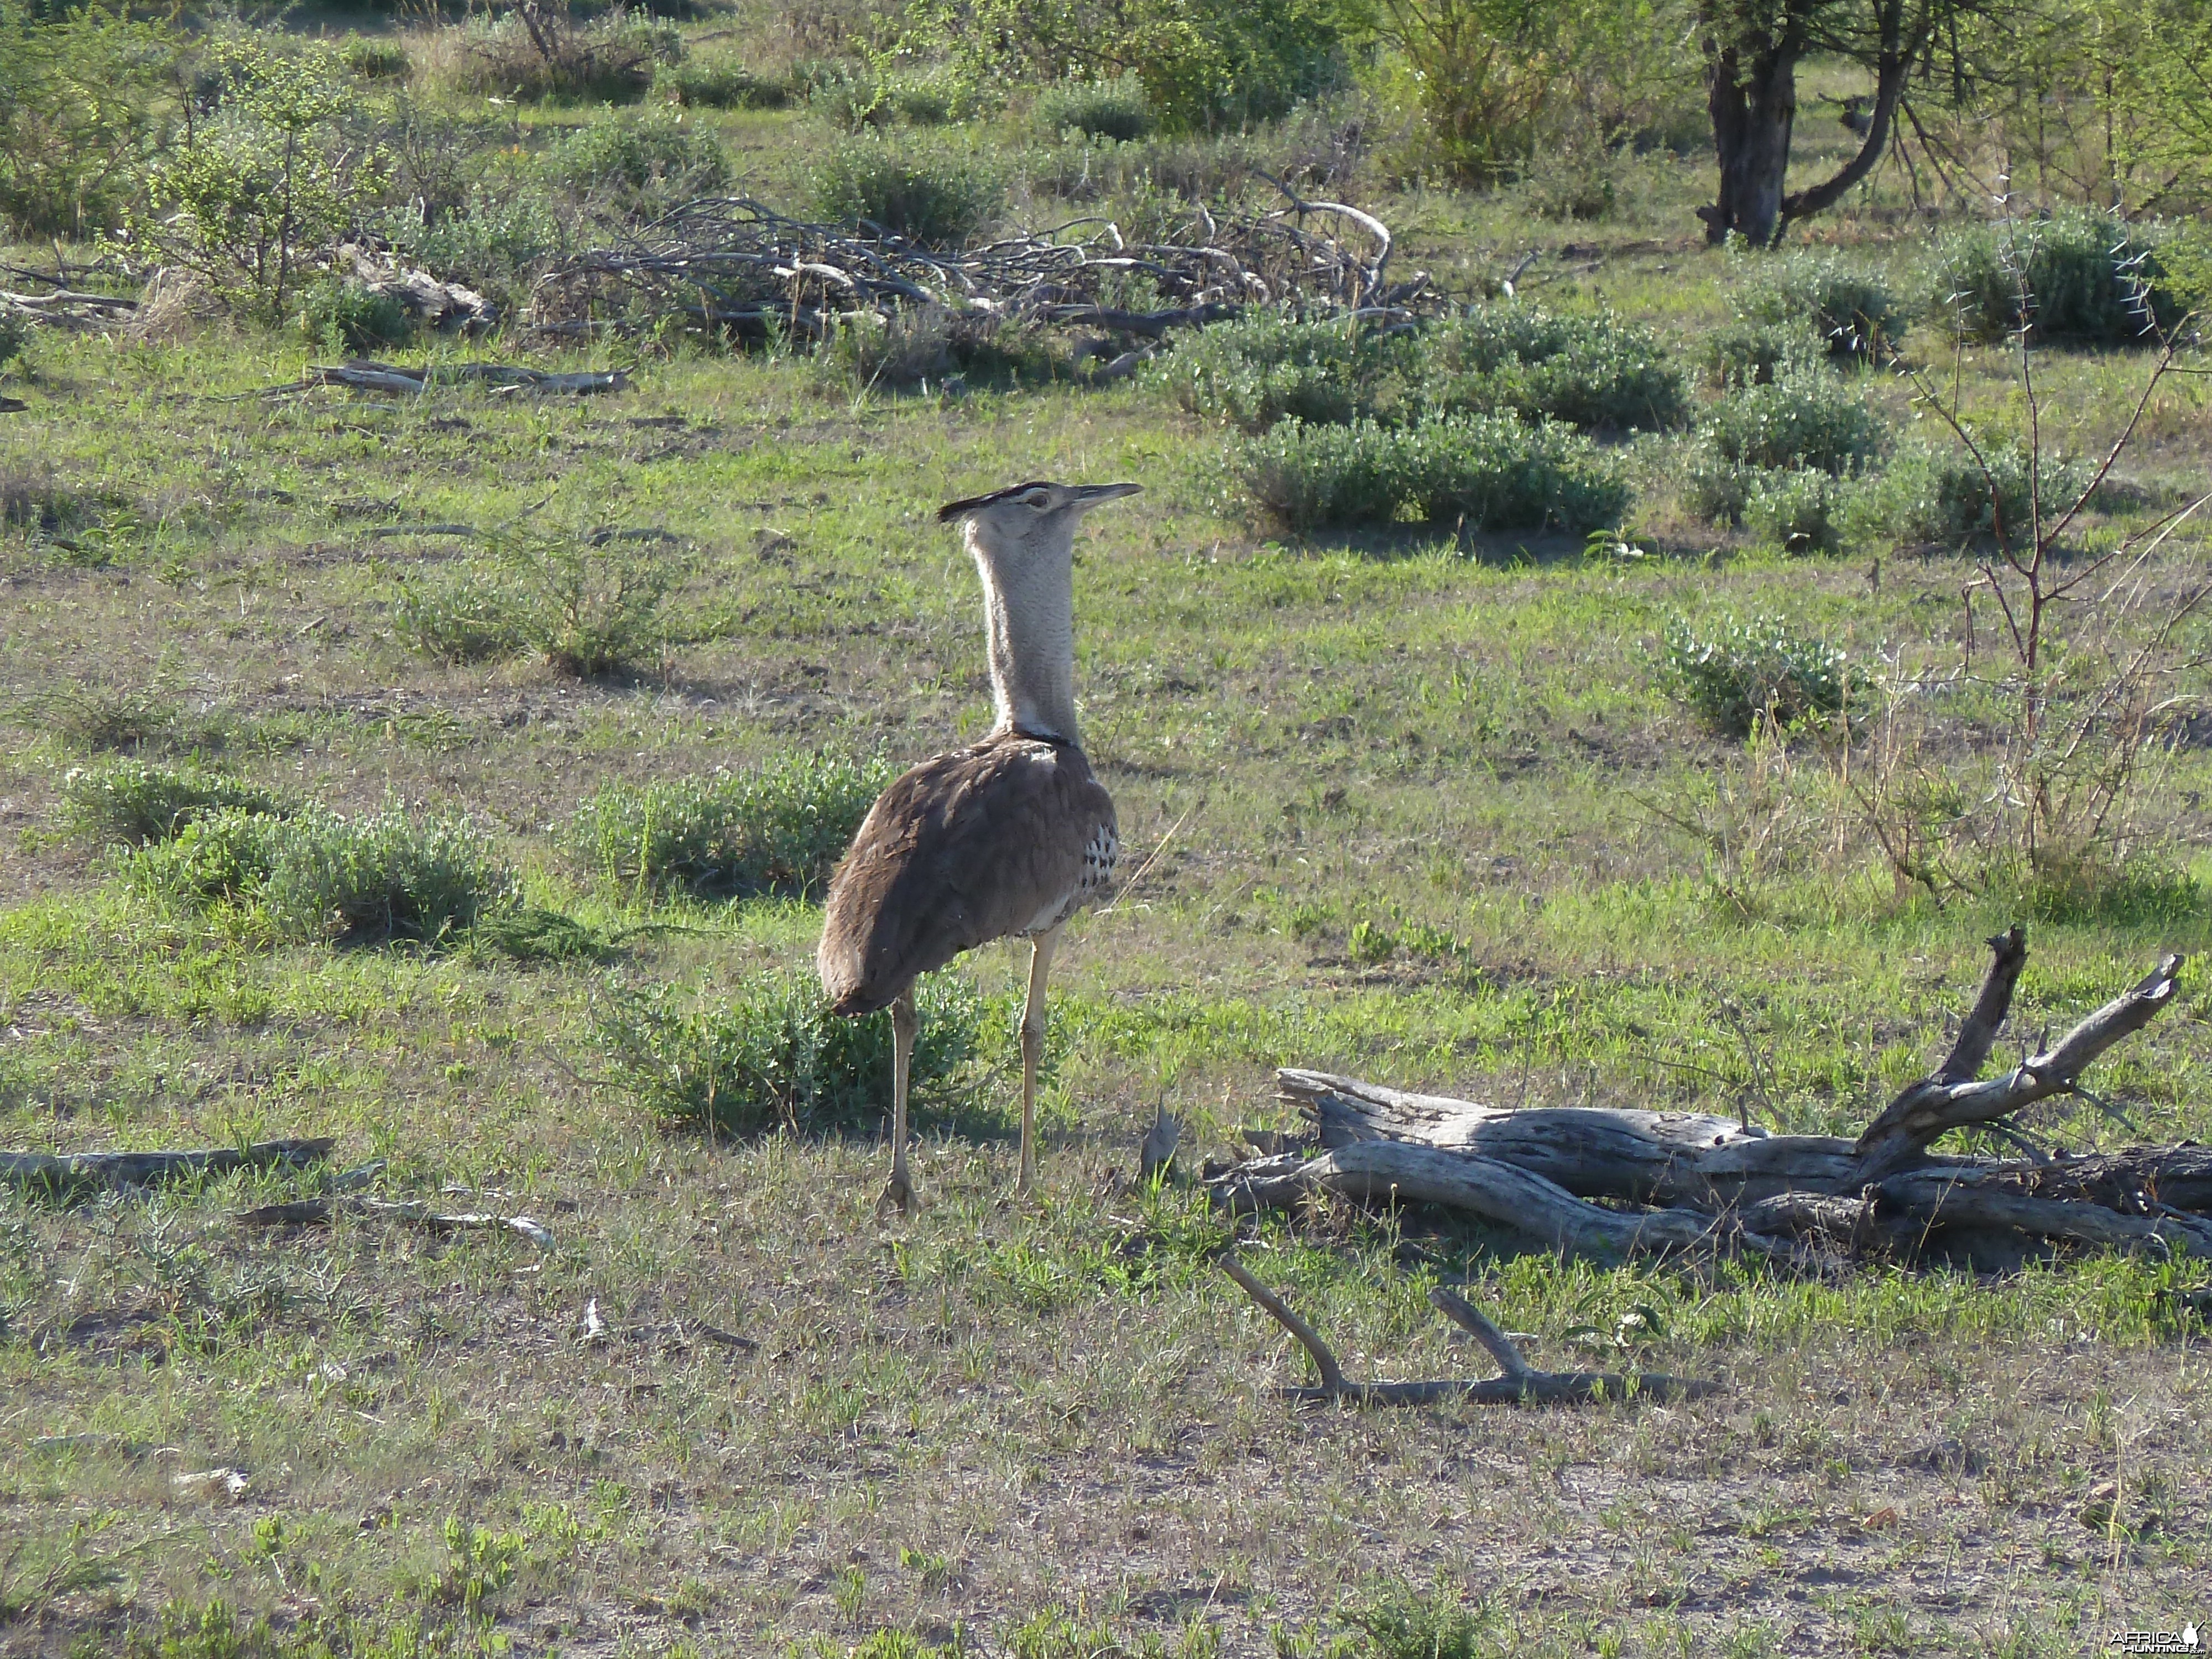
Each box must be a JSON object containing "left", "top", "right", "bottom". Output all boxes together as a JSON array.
[
  {"left": 878, "top": 989, "right": 919, "bottom": 1219},
  {"left": 1016, "top": 926, "right": 1060, "bottom": 1198}
]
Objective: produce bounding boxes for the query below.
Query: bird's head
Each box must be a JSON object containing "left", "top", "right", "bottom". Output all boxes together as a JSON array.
[{"left": 937, "top": 480, "right": 1141, "bottom": 568}]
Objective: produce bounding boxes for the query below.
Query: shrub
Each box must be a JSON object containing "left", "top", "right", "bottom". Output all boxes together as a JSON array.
[
  {"left": 129, "top": 40, "right": 383, "bottom": 316},
  {"left": 61, "top": 760, "right": 285, "bottom": 847},
  {"left": 657, "top": 55, "right": 789, "bottom": 109},
  {"left": 295, "top": 279, "right": 413, "bottom": 352},
  {"left": 1034, "top": 75, "right": 1154, "bottom": 142},
  {"left": 1416, "top": 305, "right": 1687, "bottom": 431},
  {"left": 1736, "top": 250, "right": 1902, "bottom": 362},
  {"left": 1154, "top": 314, "right": 1400, "bottom": 433},
  {"left": 1680, "top": 453, "right": 1756, "bottom": 525},
  {"left": 1848, "top": 438, "right": 2097, "bottom": 548},
  {"left": 390, "top": 529, "right": 692, "bottom": 679},
  {"left": 1741, "top": 468, "right": 1843, "bottom": 555},
  {"left": 340, "top": 35, "right": 411, "bottom": 81},
  {"left": 1346, "top": 1582, "right": 1500, "bottom": 1659},
  {"left": 446, "top": 10, "right": 674, "bottom": 103},
  {"left": 540, "top": 108, "right": 729, "bottom": 211},
  {"left": 134, "top": 807, "right": 291, "bottom": 905},
  {"left": 1700, "top": 318, "right": 1826, "bottom": 389},
  {"left": 373, "top": 191, "right": 567, "bottom": 298},
  {"left": 914, "top": 0, "right": 1346, "bottom": 132},
  {"left": 820, "top": 306, "right": 954, "bottom": 390},
  {"left": 811, "top": 139, "right": 1004, "bottom": 245},
  {"left": 593, "top": 969, "right": 992, "bottom": 1136},
  {"left": 1236, "top": 415, "right": 1629, "bottom": 534},
  {"left": 568, "top": 750, "right": 893, "bottom": 900},
  {"left": 0, "top": 311, "right": 24, "bottom": 368},
  {"left": 1699, "top": 375, "right": 1880, "bottom": 475},
  {"left": 1517, "top": 144, "right": 1618, "bottom": 222},
  {"left": 258, "top": 806, "right": 517, "bottom": 946},
  {"left": 1932, "top": 215, "right": 2182, "bottom": 345},
  {"left": 1661, "top": 614, "right": 1872, "bottom": 738}
]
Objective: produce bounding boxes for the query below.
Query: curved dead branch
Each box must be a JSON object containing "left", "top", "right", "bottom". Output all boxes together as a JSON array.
[{"left": 1215, "top": 1252, "right": 1721, "bottom": 1405}]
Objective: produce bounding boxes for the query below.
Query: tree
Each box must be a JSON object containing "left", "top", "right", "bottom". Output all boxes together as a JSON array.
[
  {"left": 0, "top": 0, "right": 178, "bottom": 237},
  {"left": 126, "top": 40, "right": 385, "bottom": 316},
  {"left": 1697, "top": 0, "right": 1943, "bottom": 245}
]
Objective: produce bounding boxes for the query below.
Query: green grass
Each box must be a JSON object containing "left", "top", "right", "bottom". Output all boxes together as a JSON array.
[{"left": 0, "top": 28, "right": 2209, "bottom": 1656}]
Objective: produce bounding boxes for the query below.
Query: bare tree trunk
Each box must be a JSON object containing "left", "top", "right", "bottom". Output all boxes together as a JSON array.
[{"left": 1699, "top": 15, "right": 1802, "bottom": 246}]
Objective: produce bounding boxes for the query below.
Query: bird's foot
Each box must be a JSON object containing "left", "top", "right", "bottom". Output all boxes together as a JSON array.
[{"left": 875, "top": 1168, "right": 920, "bottom": 1222}]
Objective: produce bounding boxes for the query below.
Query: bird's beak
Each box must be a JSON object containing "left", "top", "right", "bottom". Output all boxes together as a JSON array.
[{"left": 1071, "top": 483, "right": 1142, "bottom": 512}]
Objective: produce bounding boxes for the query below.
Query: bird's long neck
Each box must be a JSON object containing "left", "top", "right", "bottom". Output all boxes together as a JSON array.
[{"left": 971, "top": 535, "right": 1079, "bottom": 746}]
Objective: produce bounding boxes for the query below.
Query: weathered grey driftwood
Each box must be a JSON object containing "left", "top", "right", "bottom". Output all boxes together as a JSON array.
[
  {"left": 1217, "top": 1252, "right": 1720, "bottom": 1405},
  {"left": 1, "top": 1138, "right": 335, "bottom": 1196},
  {"left": 1218, "top": 930, "right": 2197, "bottom": 1269},
  {"left": 1849, "top": 937, "right": 2183, "bottom": 1183}
]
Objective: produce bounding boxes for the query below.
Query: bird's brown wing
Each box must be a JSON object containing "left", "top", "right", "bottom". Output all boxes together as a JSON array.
[{"left": 817, "top": 735, "right": 1115, "bottom": 1016}]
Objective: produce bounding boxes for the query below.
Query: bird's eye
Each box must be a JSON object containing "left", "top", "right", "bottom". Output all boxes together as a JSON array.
[{"left": 1021, "top": 491, "right": 1050, "bottom": 508}]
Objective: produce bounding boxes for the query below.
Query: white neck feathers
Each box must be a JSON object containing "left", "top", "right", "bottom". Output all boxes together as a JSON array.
[{"left": 966, "top": 521, "right": 1081, "bottom": 745}]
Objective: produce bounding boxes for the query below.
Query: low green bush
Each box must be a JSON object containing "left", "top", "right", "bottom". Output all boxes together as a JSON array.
[
  {"left": 656, "top": 55, "right": 789, "bottom": 109},
  {"left": 1932, "top": 214, "right": 2182, "bottom": 345},
  {"left": 540, "top": 109, "right": 729, "bottom": 210},
  {"left": 1154, "top": 314, "right": 1400, "bottom": 433},
  {"left": 278, "top": 807, "right": 515, "bottom": 945},
  {"left": 62, "top": 760, "right": 286, "bottom": 847},
  {"left": 1741, "top": 468, "right": 1844, "bottom": 555},
  {"left": 1661, "top": 614, "right": 1872, "bottom": 738},
  {"left": 133, "top": 807, "right": 291, "bottom": 904},
  {"left": 447, "top": 12, "right": 676, "bottom": 103},
  {"left": 1700, "top": 375, "right": 1881, "bottom": 475},
  {"left": 0, "top": 312, "right": 25, "bottom": 368},
  {"left": 340, "top": 35, "right": 411, "bottom": 81},
  {"left": 390, "top": 530, "right": 692, "bottom": 679},
  {"left": 374, "top": 191, "right": 567, "bottom": 299},
  {"left": 1847, "top": 438, "right": 2097, "bottom": 547},
  {"left": 1517, "top": 144, "right": 1619, "bottom": 222},
  {"left": 593, "top": 969, "right": 992, "bottom": 1136},
  {"left": 295, "top": 279, "right": 413, "bottom": 352},
  {"left": 811, "top": 139, "right": 1004, "bottom": 244},
  {"left": 1235, "top": 415, "right": 1629, "bottom": 533},
  {"left": 1700, "top": 319, "right": 1826, "bottom": 389},
  {"left": 568, "top": 751, "right": 893, "bottom": 900},
  {"left": 1416, "top": 305, "right": 1687, "bottom": 431},
  {"left": 1736, "top": 249, "right": 1903, "bottom": 362},
  {"left": 1034, "top": 75, "right": 1154, "bottom": 142},
  {"left": 137, "top": 804, "right": 515, "bottom": 946}
]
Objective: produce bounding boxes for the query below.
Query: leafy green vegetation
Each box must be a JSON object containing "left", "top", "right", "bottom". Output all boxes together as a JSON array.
[
  {"left": 61, "top": 759, "right": 288, "bottom": 848},
  {"left": 567, "top": 752, "right": 892, "bottom": 900},
  {"left": 1661, "top": 613, "right": 1874, "bottom": 737},
  {"left": 593, "top": 968, "right": 994, "bottom": 1136},
  {"left": 1234, "top": 414, "right": 1627, "bottom": 531}
]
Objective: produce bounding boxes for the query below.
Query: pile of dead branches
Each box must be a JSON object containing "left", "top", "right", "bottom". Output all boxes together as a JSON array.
[
  {"left": 526, "top": 193, "right": 1442, "bottom": 343},
  {"left": 1208, "top": 927, "right": 2212, "bottom": 1273}
]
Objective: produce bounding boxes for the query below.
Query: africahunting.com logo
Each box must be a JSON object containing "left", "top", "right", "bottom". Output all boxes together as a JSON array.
[{"left": 2109, "top": 1624, "right": 2200, "bottom": 1655}]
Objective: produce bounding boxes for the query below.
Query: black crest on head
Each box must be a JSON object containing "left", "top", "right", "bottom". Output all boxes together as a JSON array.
[{"left": 938, "top": 481, "right": 1053, "bottom": 523}]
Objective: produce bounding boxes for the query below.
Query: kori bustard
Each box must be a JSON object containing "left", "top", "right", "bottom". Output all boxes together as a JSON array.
[{"left": 817, "top": 479, "right": 1139, "bottom": 1215}]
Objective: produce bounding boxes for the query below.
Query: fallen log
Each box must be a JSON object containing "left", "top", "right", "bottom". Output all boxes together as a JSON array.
[
  {"left": 236, "top": 1194, "right": 554, "bottom": 1248},
  {"left": 1216, "top": 1251, "right": 1719, "bottom": 1405},
  {"left": 251, "top": 361, "right": 630, "bottom": 399},
  {"left": 1212, "top": 930, "right": 2198, "bottom": 1269},
  {"left": 2, "top": 1138, "right": 335, "bottom": 1196}
]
